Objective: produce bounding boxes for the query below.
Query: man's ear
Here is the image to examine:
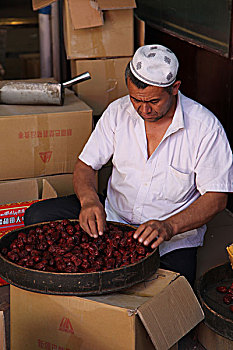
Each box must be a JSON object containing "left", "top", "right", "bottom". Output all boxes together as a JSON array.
[{"left": 172, "top": 80, "right": 181, "bottom": 95}]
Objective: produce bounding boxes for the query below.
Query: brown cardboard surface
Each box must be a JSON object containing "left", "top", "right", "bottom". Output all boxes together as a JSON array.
[
  {"left": 41, "top": 178, "right": 57, "bottom": 199},
  {"left": 98, "top": 0, "right": 136, "bottom": 10},
  {"left": 0, "top": 90, "right": 92, "bottom": 180},
  {"left": 138, "top": 276, "right": 204, "bottom": 350},
  {"left": 10, "top": 270, "right": 204, "bottom": 350},
  {"left": 123, "top": 269, "right": 180, "bottom": 297},
  {"left": 11, "top": 287, "right": 136, "bottom": 350},
  {"left": 63, "top": 1, "right": 134, "bottom": 59},
  {"left": 0, "top": 178, "right": 58, "bottom": 204},
  {"left": 69, "top": 0, "right": 103, "bottom": 29},
  {"left": 86, "top": 293, "right": 149, "bottom": 310},
  {"left": 36, "top": 173, "right": 74, "bottom": 197},
  {"left": 0, "top": 179, "right": 38, "bottom": 205},
  {"left": 32, "top": 0, "right": 136, "bottom": 12},
  {"left": 135, "top": 316, "right": 155, "bottom": 350},
  {"left": 0, "top": 174, "right": 73, "bottom": 201},
  {"left": 86, "top": 270, "right": 180, "bottom": 308},
  {"left": 72, "top": 57, "right": 131, "bottom": 115},
  {"left": 0, "top": 311, "right": 6, "bottom": 350},
  {"left": 32, "top": 0, "right": 56, "bottom": 10}
]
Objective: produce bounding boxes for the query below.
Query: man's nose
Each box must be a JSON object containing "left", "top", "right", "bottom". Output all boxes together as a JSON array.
[{"left": 140, "top": 102, "right": 151, "bottom": 114}]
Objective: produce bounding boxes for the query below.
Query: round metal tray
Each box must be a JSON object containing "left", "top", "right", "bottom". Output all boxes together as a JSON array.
[
  {"left": 196, "top": 262, "right": 233, "bottom": 340},
  {"left": 0, "top": 220, "right": 160, "bottom": 296}
]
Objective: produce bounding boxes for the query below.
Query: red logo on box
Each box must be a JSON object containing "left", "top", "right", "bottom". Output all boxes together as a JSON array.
[
  {"left": 58, "top": 317, "right": 74, "bottom": 334},
  {"left": 39, "top": 151, "right": 52, "bottom": 163}
]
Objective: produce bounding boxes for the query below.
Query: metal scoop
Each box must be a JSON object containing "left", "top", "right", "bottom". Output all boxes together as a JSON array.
[{"left": 0, "top": 72, "right": 91, "bottom": 106}]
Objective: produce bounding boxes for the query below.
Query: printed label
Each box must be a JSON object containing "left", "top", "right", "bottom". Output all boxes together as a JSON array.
[
  {"left": 39, "top": 151, "right": 53, "bottom": 163},
  {"left": 58, "top": 317, "right": 74, "bottom": 335}
]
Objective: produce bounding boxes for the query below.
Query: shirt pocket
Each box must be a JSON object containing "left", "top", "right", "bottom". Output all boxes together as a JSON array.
[{"left": 162, "top": 165, "right": 196, "bottom": 203}]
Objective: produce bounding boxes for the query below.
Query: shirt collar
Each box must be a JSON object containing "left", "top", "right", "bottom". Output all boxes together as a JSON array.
[
  {"left": 166, "top": 91, "right": 184, "bottom": 136},
  {"left": 126, "top": 91, "right": 185, "bottom": 133}
]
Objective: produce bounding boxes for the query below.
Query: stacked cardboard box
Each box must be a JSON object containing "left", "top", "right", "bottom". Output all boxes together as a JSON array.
[
  {"left": 10, "top": 269, "right": 204, "bottom": 350},
  {"left": 0, "top": 89, "right": 92, "bottom": 181},
  {"left": 0, "top": 311, "right": 6, "bottom": 350},
  {"left": 70, "top": 57, "right": 131, "bottom": 116},
  {"left": 32, "top": 0, "right": 141, "bottom": 116},
  {"left": 63, "top": 0, "right": 136, "bottom": 60},
  {"left": 65, "top": 0, "right": 136, "bottom": 116},
  {"left": 0, "top": 87, "right": 92, "bottom": 231}
]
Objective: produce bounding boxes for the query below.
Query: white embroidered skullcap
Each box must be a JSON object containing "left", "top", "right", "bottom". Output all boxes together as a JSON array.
[{"left": 130, "top": 44, "right": 179, "bottom": 87}]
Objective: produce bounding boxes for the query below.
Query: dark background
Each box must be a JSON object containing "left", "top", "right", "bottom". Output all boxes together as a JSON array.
[{"left": 135, "top": 0, "right": 233, "bottom": 211}]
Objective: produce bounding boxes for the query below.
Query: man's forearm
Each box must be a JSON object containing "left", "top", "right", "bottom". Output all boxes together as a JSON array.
[
  {"left": 73, "top": 159, "right": 99, "bottom": 205},
  {"left": 134, "top": 192, "right": 228, "bottom": 248},
  {"left": 166, "top": 192, "right": 228, "bottom": 235},
  {"left": 73, "top": 159, "right": 106, "bottom": 237}
]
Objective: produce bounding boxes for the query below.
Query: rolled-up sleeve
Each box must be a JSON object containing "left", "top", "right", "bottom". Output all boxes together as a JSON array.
[{"left": 195, "top": 126, "right": 233, "bottom": 195}]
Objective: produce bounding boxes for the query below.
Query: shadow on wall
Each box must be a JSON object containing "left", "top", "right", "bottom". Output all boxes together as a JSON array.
[{"left": 196, "top": 209, "right": 233, "bottom": 279}]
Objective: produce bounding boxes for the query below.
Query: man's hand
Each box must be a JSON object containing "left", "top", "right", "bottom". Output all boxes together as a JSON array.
[
  {"left": 79, "top": 199, "right": 106, "bottom": 238},
  {"left": 133, "top": 192, "right": 227, "bottom": 249},
  {"left": 133, "top": 220, "right": 175, "bottom": 249},
  {"left": 73, "top": 159, "right": 107, "bottom": 238}
]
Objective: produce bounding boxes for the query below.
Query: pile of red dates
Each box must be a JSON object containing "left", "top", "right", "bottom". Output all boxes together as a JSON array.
[
  {"left": 1, "top": 220, "right": 153, "bottom": 273},
  {"left": 216, "top": 283, "right": 233, "bottom": 313}
]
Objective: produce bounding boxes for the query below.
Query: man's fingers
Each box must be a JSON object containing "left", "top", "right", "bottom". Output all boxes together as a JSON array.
[
  {"left": 151, "top": 236, "right": 164, "bottom": 249},
  {"left": 134, "top": 222, "right": 166, "bottom": 249},
  {"left": 79, "top": 210, "right": 96, "bottom": 237},
  {"left": 88, "top": 218, "right": 99, "bottom": 238},
  {"left": 133, "top": 224, "right": 146, "bottom": 239},
  {"left": 134, "top": 224, "right": 157, "bottom": 245},
  {"left": 80, "top": 221, "right": 93, "bottom": 237},
  {"left": 79, "top": 205, "right": 106, "bottom": 238},
  {"left": 137, "top": 227, "right": 153, "bottom": 243},
  {"left": 133, "top": 221, "right": 170, "bottom": 248},
  {"left": 89, "top": 206, "right": 106, "bottom": 237},
  {"left": 96, "top": 214, "right": 106, "bottom": 236},
  {"left": 143, "top": 230, "right": 160, "bottom": 246}
]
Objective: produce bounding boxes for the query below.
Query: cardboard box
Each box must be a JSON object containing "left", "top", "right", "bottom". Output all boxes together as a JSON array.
[
  {"left": 32, "top": 0, "right": 135, "bottom": 59},
  {"left": 10, "top": 269, "right": 204, "bottom": 350},
  {"left": 0, "top": 178, "right": 57, "bottom": 235},
  {"left": 0, "top": 89, "right": 92, "bottom": 181},
  {"left": 0, "top": 311, "right": 6, "bottom": 350},
  {"left": 63, "top": 0, "right": 135, "bottom": 59},
  {"left": 71, "top": 57, "right": 131, "bottom": 115},
  {"left": 29, "top": 173, "right": 74, "bottom": 197},
  {"left": 32, "top": 0, "right": 136, "bottom": 12},
  {"left": 0, "top": 174, "right": 74, "bottom": 201}
]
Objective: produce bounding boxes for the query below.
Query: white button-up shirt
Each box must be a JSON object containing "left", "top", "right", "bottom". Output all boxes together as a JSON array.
[{"left": 79, "top": 92, "right": 233, "bottom": 256}]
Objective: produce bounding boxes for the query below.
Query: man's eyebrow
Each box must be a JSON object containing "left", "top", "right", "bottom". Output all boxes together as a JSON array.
[{"left": 130, "top": 96, "right": 160, "bottom": 103}]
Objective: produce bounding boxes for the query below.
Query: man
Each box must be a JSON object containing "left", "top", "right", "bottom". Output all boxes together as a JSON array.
[{"left": 25, "top": 45, "right": 233, "bottom": 286}]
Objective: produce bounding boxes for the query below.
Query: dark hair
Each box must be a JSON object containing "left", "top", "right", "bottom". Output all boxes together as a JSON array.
[
  {"left": 125, "top": 62, "right": 174, "bottom": 95},
  {"left": 125, "top": 63, "right": 149, "bottom": 89}
]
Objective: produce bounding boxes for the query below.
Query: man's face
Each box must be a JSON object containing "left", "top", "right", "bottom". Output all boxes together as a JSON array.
[{"left": 127, "top": 78, "right": 180, "bottom": 123}]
